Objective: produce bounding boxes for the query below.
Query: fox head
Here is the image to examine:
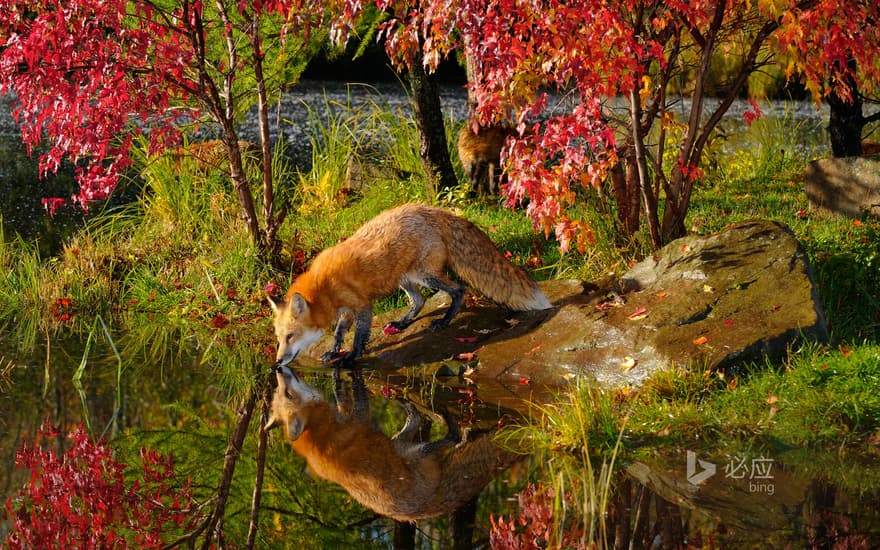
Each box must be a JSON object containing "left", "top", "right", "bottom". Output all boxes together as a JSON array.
[
  {"left": 264, "top": 365, "right": 323, "bottom": 441},
  {"left": 268, "top": 293, "right": 325, "bottom": 366}
]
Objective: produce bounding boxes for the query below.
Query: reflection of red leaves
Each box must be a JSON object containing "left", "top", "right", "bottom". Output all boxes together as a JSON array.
[
  {"left": 212, "top": 314, "right": 229, "bottom": 329},
  {"left": 52, "top": 297, "right": 74, "bottom": 322},
  {"left": 454, "top": 336, "right": 478, "bottom": 343},
  {"left": 453, "top": 351, "right": 477, "bottom": 361},
  {"left": 382, "top": 323, "right": 402, "bottom": 335}
]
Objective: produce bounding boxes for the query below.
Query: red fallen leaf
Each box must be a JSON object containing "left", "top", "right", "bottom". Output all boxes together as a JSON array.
[
  {"left": 212, "top": 314, "right": 229, "bottom": 328},
  {"left": 265, "top": 282, "right": 279, "bottom": 295},
  {"left": 839, "top": 344, "right": 851, "bottom": 358},
  {"left": 454, "top": 336, "right": 478, "bottom": 343},
  {"left": 628, "top": 306, "right": 648, "bottom": 320},
  {"left": 59, "top": 297, "right": 72, "bottom": 307},
  {"left": 693, "top": 335, "right": 709, "bottom": 345},
  {"left": 519, "top": 376, "right": 530, "bottom": 385},
  {"left": 724, "top": 319, "right": 734, "bottom": 326},
  {"left": 656, "top": 290, "right": 667, "bottom": 298},
  {"left": 226, "top": 288, "right": 237, "bottom": 299},
  {"left": 382, "top": 323, "right": 402, "bottom": 335},
  {"left": 854, "top": 219, "right": 863, "bottom": 227},
  {"left": 453, "top": 351, "right": 476, "bottom": 361},
  {"left": 796, "top": 208, "right": 807, "bottom": 219}
]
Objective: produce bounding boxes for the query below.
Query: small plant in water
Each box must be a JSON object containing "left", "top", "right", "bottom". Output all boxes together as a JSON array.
[{"left": 4, "top": 419, "right": 198, "bottom": 549}]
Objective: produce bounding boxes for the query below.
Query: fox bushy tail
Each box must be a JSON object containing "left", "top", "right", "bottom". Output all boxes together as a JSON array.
[
  {"left": 440, "top": 213, "right": 551, "bottom": 311},
  {"left": 429, "top": 434, "right": 520, "bottom": 513}
]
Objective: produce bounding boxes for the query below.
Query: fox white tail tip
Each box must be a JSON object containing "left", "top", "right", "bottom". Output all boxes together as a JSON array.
[{"left": 530, "top": 290, "right": 552, "bottom": 310}]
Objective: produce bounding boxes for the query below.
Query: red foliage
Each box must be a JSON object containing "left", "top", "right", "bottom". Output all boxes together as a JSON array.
[
  {"left": 490, "top": 483, "right": 586, "bottom": 549},
  {"left": 3, "top": 419, "right": 198, "bottom": 549}
]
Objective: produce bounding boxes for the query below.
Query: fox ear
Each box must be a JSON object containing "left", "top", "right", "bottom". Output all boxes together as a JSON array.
[
  {"left": 290, "top": 293, "right": 309, "bottom": 318},
  {"left": 267, "top": 293, "right": 284, "bottom": 313},
  {"left": 264, "top": 411, "right": 281, "bottom": 431}
]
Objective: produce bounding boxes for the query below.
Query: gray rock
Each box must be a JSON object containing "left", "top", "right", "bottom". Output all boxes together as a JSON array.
[{"left": 805, "top": 155, "right": 880, "bottom": 217}]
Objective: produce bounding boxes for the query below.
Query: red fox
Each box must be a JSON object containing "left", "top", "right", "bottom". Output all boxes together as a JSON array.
[
  {"left": 457, "top": 125, "right": 515, "bottom": 196},
  {"left": 268, "top": 203, "right": 551, "bottom": 366},
  {"left": 265, "top": 365, "right": 516, "bottom": 521}
]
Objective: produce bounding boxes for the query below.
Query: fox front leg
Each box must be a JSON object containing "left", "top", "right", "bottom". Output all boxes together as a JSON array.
[
  {"left": 335, "top": 308, "right": 372, "bottom": 367},
  {"left": 321, "top": 309, "right": 354, "bottom": 363}
]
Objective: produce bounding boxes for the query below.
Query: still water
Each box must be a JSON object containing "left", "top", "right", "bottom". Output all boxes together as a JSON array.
[{"left": 2, "top": 82, "right": 879, "bottom": 548}]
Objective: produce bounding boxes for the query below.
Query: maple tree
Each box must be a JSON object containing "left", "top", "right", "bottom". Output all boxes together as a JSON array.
[
  {"left": 374, "top": 0, "right": 880, "bottom": 249},
  {"left": 0, "top": 0, "right": 337, "bottom": 259}
]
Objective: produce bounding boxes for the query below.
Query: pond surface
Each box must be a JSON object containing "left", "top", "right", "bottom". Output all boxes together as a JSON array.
[{"left": 3, "top": 82, "right": 879, "bottom": 547}]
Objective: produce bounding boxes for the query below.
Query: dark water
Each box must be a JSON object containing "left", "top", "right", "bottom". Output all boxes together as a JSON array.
[{"left": 3, "top": 83, "right": 879, "bottom": 547}]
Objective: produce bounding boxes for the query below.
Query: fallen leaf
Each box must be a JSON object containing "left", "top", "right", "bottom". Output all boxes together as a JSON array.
[
  {"left": 727, "top": 377, "right": 738, "bottom": 391},
  {"left": 527, "top": 344, "right": 543, "bottom": 354},
  {"left": 724, "top": 319, "right": 734, "bottom": 326},
  {"left": 656, "top": 290, "right": 667, "bottom": 298},
  {"left": 628, "top": 306, "right": 648, "bottom": 320},
  {"left": 703, "top": 284, "right": 715, "bottom": 293},
  {"left": 681, "top": 245, "right": 691, "bottom": 253},
  {"left": 519, "top": 376, "right": 530, "bottom": 385},
  {"left": 657, "top": 426, "right": 671, "bottom": 437},
  {"left": 620, "top": 356, "right": 637, "bottom": 371},
  {"left": 382, "top": 323, "right": 402, "bottom": 335},
  {"left": 693, "top": 335, "right": 709, "bottom": 345},
  {"left": 766, "top": 394, "right": 778, "bottom": 405},
  {"left": 453, "top": 351, "right": 476, "bottom": 361}
]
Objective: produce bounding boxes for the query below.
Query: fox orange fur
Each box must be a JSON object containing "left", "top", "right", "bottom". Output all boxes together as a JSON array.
[
  {"left": 457, "top": 125, "right": 515, "bottom": 196},
  {"left": 265, "top": 366, "right": 515, "bottom": 521},
  {"left": 269, "top": 203, "right": 551, "bottom": 366}
]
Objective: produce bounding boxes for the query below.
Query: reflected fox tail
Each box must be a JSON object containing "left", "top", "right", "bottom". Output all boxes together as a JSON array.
[{"left": 431, "top": 434, "right": 520, "bottom": 513}]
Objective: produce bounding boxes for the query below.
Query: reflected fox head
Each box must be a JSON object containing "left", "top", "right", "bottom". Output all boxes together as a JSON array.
[
  {"left": 264, "top": 366, "right": 323, "bottom": 441},
  {"left": 268, "top": 293, "right": 324, "bottom": 366}
]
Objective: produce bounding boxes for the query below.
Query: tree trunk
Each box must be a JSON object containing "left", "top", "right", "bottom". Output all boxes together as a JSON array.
[
  {"left": 250, "top": 12, "right": 285, "bottom": 264},
  {"left": 828, "top": 58, "right": 865, "bottom": 157},
  {"left": 408, "top": 56, "right": 457, "bottom": 197}
]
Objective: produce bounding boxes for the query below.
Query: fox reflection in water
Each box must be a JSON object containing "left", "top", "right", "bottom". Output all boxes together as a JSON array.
[{"left": 265, "top": 365, "right": 516, "bottom": 522}]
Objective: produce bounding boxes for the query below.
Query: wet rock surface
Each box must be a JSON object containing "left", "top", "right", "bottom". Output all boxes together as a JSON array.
[{"left": 303, "top": 219, "right": 828, "bottom": 390}]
